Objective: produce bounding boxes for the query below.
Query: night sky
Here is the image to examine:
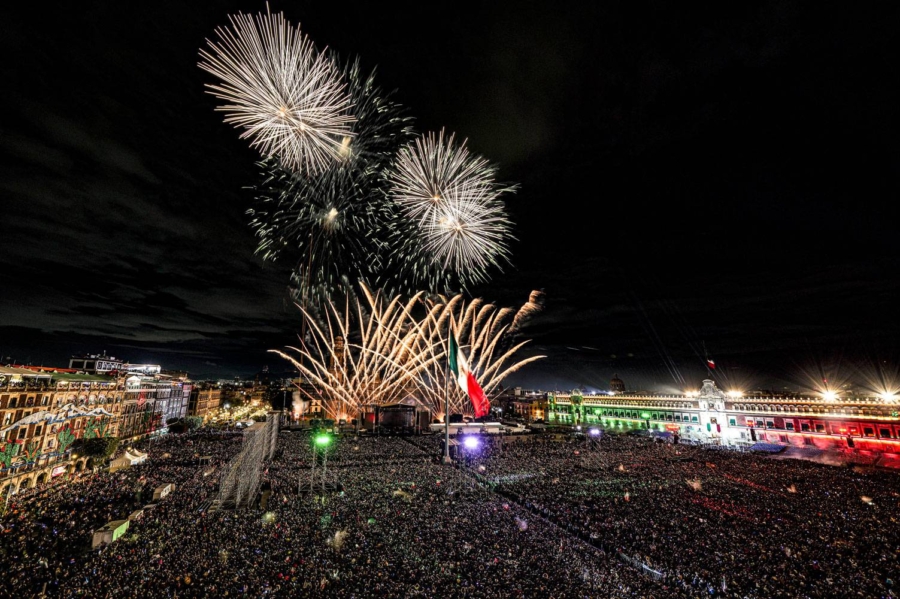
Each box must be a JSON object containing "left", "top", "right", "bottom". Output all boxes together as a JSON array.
[{"left": 3, "top": 2, "right": 900, "bottom": 394}]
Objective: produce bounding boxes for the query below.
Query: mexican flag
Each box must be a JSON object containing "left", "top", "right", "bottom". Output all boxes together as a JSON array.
[{"left": 449, "top": 331, "right": 490, "bottom": 418}]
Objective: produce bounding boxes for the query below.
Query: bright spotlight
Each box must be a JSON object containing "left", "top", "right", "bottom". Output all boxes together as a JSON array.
[
  {"left": 315, "top": 434, "right": 332, "bottom": 447},
  {"left": 463, "top": 437, "right": 480, "bottom": 450},
  {"left": 878, "top": 392, "right": 897, "bottom": 402},
  {"left": 727, "top": 390, "right": 743, "bottom": 398},
  {"left": 822, "top": 391, "right": 838, "bottom": 401},
  {"left": 589, "top": 428, "right": 601, "bottom": 436}
]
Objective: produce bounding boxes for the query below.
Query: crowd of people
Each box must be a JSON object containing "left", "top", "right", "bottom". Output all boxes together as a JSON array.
[
  {"left": 1, "top": 424, "right": 897, "bottom": 598},
  {"left": 448, "top": 431, "right": 900, "bottom": 598}
]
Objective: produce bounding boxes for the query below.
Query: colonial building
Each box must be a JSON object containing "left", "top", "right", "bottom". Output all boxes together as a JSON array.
[
  {"left": 549, "top": 378, "right": 900, "bottom": 452},
  {"left": 0, "top": 363, "right": 190, "bottom": 498},
  {"left": 118, "top": 374, "right": 191, "bottom": 439},
  {"left": 189, "top": 384, "right": 222, "bottom": 419}
]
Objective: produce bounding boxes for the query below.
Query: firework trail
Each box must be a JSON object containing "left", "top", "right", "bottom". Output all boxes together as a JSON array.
[
  {"left": 511, "top": 289, "right": 545, "bottom": 332},
  {"left": 199, "top": 9, "right": 355, "bottom": 174}
]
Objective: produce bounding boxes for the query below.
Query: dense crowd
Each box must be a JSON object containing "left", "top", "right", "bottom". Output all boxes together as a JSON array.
[
  {"left": 0, "top": 426, "right": 897, "bottom": 598},
  {"left": 450, "top": 432, "right": 900, "bottom": 598}
]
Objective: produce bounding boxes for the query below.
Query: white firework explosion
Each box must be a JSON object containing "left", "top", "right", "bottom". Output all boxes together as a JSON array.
[
  {"left": 388, "top": 130, "right": 514, "bottom": 284},
  {"left": 199, "top": 9, "right": 355, "bottom": 174}
]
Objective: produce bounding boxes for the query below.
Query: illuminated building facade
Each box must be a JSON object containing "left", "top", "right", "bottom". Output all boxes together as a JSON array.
[
  {"left": 0, "top": 363, "right": 191, "bottom": 499},
  {"left": 550, "top": 379, "right": 900, "bottom": 452},
  {"left": 189, "top": 385, "right": 222, "bottom": 418}
]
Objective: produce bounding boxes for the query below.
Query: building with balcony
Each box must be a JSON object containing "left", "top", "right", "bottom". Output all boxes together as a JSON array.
[
  {"left": 549, "top": 378, "right": 900, "bottom": 453},
  {"left": 189, "top": 384, "right": 222, "bottom": 419},
  {"left": 0, "top": 363, "right": 191, "bottom": 498}
]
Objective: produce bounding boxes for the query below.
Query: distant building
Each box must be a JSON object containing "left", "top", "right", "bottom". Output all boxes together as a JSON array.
[
  {"left": 493, "top": 387, "right": 548, "bottom": 422},
  {"left": 610, "top": 374, "right": 626, "bottom": 394},
  {"left": 549, "top": 379, "right": 900, "bottom": 453},
  {"left": 189, "top": 384, "right": 222, "bottom": 419},
  {"left": 68, "top": 352, "right": 161, "bottom": 376}
]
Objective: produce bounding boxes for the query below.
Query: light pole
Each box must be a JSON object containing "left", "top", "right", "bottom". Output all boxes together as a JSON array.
[
  {"left": 311, "top": 433, "right": 332, "bottom": 494},
  {"left": 313, "top": 433, "right": 331, "bottom": 494},
  {"left": 442, "top": 340, "right": 452, "bottom": 464}
]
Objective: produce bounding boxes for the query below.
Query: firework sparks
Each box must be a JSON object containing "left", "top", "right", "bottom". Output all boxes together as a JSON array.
[
  {"left": 329, "top": 529, "right": 349, "bottom": 551},
  {"left": 199, "top": 9, "right": 355, "bottom": 174},
  {"left": 272, "top": 285, "right": 436, "bottom": 418},
  {"left": 272, "top": 284, "right": 543, "bottom": 420},
  {"left": 412, "top": 292, "right": 545, "bottom": 417},
  {"left": 247, "top": 58, "right": 415, "bottom": 307},
  {"left": 388, "top": 130, "right": 515, "bottom": 288}
]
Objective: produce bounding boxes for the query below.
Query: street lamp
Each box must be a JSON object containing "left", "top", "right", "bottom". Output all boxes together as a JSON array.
[{"left": 308, "top": 434, "right": 333, "bottom": 494}]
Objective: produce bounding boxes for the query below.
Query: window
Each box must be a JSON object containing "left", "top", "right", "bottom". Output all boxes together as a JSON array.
[
  {"left": 801, "top": 423, "right": 810, "bottom": 432},
  {"left": 863, "top": 427, "right": 875, "bottom": 438},
  {"left": 766, "top": 420, "right": 775, "bottom": 429},
  {"left": 674, "top": 415, "right": 681, "bottom": 422},
  {"left": 879, "top": 428, "right": 892, "bottom": 439},
  {"left": 18, "top": 428, "right": 27, "bottom": 439},
  {"left": 34, "top": 426, "right": 42, "bottom": 437},
  {"left": 815, "top": 424, "right": 825, "bottom": 433},
  {"left": 729, "top": 418, "right": 737, "bottom": 426},
  {"left": 8, "top": 397, "right": 16, "bottom": 408},
  {"left": 691, "top": 416, "right": 698, "bottom": 423},
  {"left": 785, "top": 421, "right": 795, "bottom": 430},
  {"left": 1, "top": 414, "right": 10, "bottom": 426}
]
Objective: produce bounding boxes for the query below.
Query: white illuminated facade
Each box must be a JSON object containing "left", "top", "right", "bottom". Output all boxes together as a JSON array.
[{"left": 550, "top": 379, "right": 900, "bottom": 452}]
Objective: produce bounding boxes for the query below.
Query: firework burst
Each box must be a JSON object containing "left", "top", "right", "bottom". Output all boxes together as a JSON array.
[
  {"left": 387, "top": 130, "right": 516, "bottom": 289},
  {"left": 247, "top": 57, "right": 415, "bottom": 307},
  {"left": 199, "top": 9, "right": 355, "bottom": 174}
]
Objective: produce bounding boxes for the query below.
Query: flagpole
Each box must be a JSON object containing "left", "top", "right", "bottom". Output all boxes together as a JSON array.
[{"left": 442, "top": 320, "right": 452, "bottom": 465}]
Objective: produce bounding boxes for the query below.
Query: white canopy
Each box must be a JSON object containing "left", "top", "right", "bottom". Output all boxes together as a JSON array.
[{"left": 109, "top": 449, "right": 148, "bottom": 472}]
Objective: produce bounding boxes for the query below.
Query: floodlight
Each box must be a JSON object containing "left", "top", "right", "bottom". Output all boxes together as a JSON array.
[{"left": 463, "top": 437, "right": 480, "bottom": 450}]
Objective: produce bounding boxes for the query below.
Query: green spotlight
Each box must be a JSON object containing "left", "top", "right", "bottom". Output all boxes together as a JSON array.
[{"left": 315, "top": 434, "right": 332, "bottom": 447}]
